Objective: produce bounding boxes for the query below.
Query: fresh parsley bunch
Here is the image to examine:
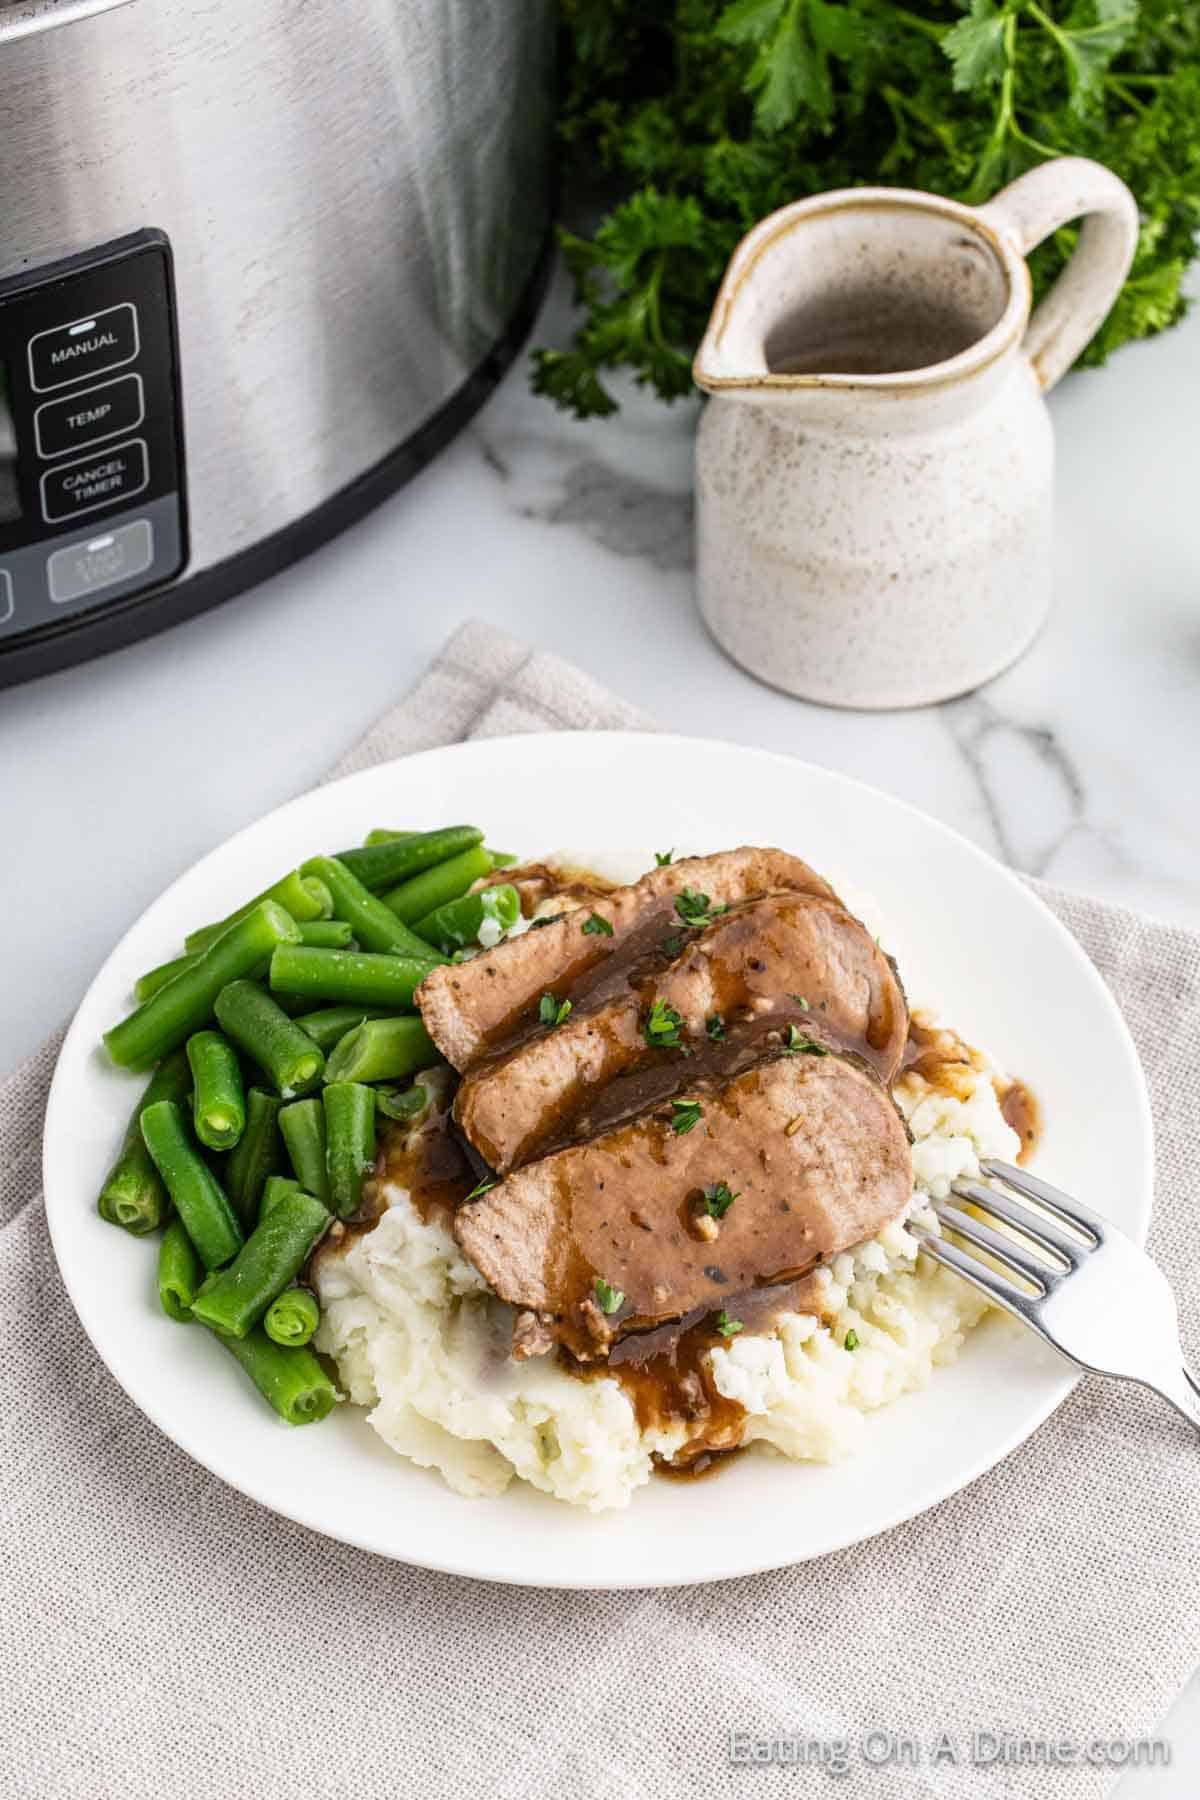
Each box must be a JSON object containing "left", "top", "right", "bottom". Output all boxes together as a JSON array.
[{"left": 533, "top": 0, "right": 1200, "bottom": 417}]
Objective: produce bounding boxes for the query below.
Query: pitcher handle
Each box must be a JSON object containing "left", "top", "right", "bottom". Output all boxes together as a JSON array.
[{"left": 977, "top": 156, "right": 1138, "bottom": 393}]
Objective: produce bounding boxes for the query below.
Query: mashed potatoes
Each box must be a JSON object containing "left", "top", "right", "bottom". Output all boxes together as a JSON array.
[{"left": 313, "top": 864, "right": 1022, "bottom": 1512}]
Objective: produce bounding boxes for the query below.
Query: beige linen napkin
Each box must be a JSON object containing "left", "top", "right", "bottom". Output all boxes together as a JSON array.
[{"left": 3, "top": 620, "right": 1198, "bottom": 1800}]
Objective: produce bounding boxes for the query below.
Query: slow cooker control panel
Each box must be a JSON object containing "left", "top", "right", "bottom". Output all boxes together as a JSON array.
[{"left": 0, "top": 229, "right": 186, "bottom": 644}]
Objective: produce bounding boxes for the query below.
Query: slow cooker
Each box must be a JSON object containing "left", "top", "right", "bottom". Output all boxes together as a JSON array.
[{"left": 0, "top": 0, "right": 555, "bottom": 687}]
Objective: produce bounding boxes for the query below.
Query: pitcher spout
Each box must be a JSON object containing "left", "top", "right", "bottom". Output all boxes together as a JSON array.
[{"left": 693, "top": 185, "right": 1028, "bottom": 401}]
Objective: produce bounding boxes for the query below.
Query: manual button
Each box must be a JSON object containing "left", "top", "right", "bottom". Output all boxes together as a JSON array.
[
  {"left": 35, "top": 373, "right": 145, "bottom": 460},
  {"left": 28, "top": 302, "right": 140, "bottom": 392},
  {"left": 40, "top": 438, "right": 149, "bottom": 523}
]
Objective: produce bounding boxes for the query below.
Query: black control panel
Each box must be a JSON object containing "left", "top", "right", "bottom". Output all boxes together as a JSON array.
[{"left": 0, "top": 230, "right": 187, "bottom": 645}]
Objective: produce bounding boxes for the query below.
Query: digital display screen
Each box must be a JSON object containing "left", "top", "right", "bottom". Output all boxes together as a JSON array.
[{"left": 0, "top": 365, "right": 19, "bottom": 523}]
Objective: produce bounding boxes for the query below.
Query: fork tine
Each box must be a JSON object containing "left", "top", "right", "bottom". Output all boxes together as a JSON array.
[
  {"left": 933, "top": 1201, "right": 1052, "bottom": 1291},
  {"left": 953, "top": 1180, "right": 1088, "bottom": 1268},
  {"left": 917, "top": 1231, "right": 1038, "bottom": 1315},
  {"left": 980, "top": 1159, "right": 1104, "bottom": 1243}
]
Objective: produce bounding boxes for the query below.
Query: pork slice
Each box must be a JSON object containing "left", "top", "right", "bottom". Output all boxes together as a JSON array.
[
  {"left": 453, "top": 1050, "right": 912, "bottom": 1360},
  {"left": 415, "top": 846, "right": 834, "bottom": 1070},
  {"left": 454, "top": 892, "right": 908, "bottom": 1172}
]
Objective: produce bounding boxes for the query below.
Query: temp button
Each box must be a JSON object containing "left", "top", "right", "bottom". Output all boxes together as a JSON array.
[
  {"left": 47, "top": 518, "right": 154, "bottom": 605},
  {"left": 35, "top": 373, "right": 145, "bottom": 460},
  {"left": 28, "top": 303, "right": 140, "bottom": 392},
  {"left": 40, "top": 438, "right": 149, "bottom": 523}
]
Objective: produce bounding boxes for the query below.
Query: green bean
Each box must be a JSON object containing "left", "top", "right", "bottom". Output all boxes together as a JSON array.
[
  {"left": 264, "top": 1286, "right": 320, "bottom": 1348},
  {"left": 184, "top": 870, "right": 331, "bottom": 955},
  {"left": 324, "top": 1082, "right": 377, "bottom": 1218},
  {"left": 97, "top": 1050, "right": 193, "bottom": 1234},
  {"left": 105, "top": 901, "right": 301, "bottom": 1071},
  {"left": 209, "top": 1325, "right": 337, "bottom": 1425},
  {"left": 139, "top": 1100, "right": 244, "bottom": 1269},
  {"left": 259, "top": 1174, "right": 302, "bottom": 1221},
  {"left": 134, "top": 952, "right": 197, "bottom": 1004},
  {"left": 487, "top": 849, "right": 518, "bottom": 868},
  {"left": 363, "top": 828, "right": 416, "bottom": 848},
  {"left": 300, "top": 855, "right": 443, "bottom": 961},
  {"left": 224, "top": 1088, "right": 284, "bottom": 1226},
  {"left": 214, "top": 980, "right": 324, "bottom": 1099},
  {"left": 375, "top": 1083, "right": 429, "bottom": 1123},
  {"left": 414, "top": 883, "right": 520, "bottom": 952},
  {"left": 325, "top": 1016, "right": 436, "bottom": 1084},
  {"left": 290, "top": 1005, "right": 391, "bottom": 1053},
  {"left": 270, "top": 946, "right": 435, "bottom": 1009},
  {"left": 158, "top": 1218, "right": 203, "bottom": 1321},
  {"left": 278, "top": 1098, "right": 329, "bottom": 1205},
  {"left": 330, "top": 826, "right": 483, "bottom": 893},
  {"left": 297, "top": 918, "right": 355, "bottom": 949},
  {"left": 381, "top": 845, "right": 493, "bottom": 923},
  {"left": 191, "top": 1188, "right": 330, "bottom": 1338},
  {"left": 186, "top": 1030, "right": 245, "bottom": 1151}
]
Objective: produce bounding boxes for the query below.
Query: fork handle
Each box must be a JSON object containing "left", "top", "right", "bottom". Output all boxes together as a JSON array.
[{"left": 1152, "top": 1363, "right": 1200, "bottom": 1434}]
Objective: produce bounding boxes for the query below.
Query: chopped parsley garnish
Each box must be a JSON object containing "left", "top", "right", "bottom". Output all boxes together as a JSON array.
[
  {"left": 789, "top": 993, "right": 811, "bottom": 1011},
  {"left": 538, "top": 991, "right": 572, "bottom": 1028},
  {"left": 714, "top": 1310, "right": 744, "bottom": 1338},
  {"left": 594, "top": 1277, "right": 624, "bottom": 1314},
  {"left": 844, "top": 1329, "right": 860, "bottom": 1352},
  {"left": 670, "top": 1097, "right": 703, "bottom": 1135},
  {"left": 643, "top": 998, "right": 685, "bottom": 1048},
  {"left": 528, "top": 911, "right": 567, "bottom": 932},
  {"left": 654, "top": 849, "right": 674, "bottom": 866},
  {"left": 702, "top": 1181, "right": 739, "bottom": 1219},
  {"left": 783, "top": 1025, "right": 829, "bottom": 1056},
  {"left": 706, "top": 1013, "right": 725, "bottom": 1042},
  {"left": 660, "top": 931, "right": 685, "bottom": 958},
  {"left": 673, "top": 886, "right": 727, "bottom": 926},
  {"left": 581, "top": 912, "right": 614, "bottom": 937},
  {"left": 464, "top": 1177, "right": 497, "bottom": 1201}
]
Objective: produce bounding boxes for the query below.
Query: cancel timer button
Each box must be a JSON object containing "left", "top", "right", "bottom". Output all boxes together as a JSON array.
[{"left": 40, "top": 439, "right": 149, "bottom": 523}]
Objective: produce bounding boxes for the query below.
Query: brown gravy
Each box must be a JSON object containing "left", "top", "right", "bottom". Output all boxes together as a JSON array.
[
  {"left": 376, "top": 1110, "right": 475, "bottom": 1228},
  {"left": 999, "top": 1079, "right": 1041, "bottom": 1165},
  {"left": 901, "top": 1011, "right": 1041, "bottom": 1166},
  {"left": 566, "top": 1270, "right": 833, "bottom": 1475}
]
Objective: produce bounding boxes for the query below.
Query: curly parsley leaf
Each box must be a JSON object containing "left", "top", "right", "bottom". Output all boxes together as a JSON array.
[
  {"left": 943, "top": 0, "right": 1009, "bottom": 93},
  {"left": 1029, "top": 0, "right": 1138, "bottom": 115},
  {"left": 703, "top": 1180, "right": 740, "bottom": 1217},
  {"left": 538, "top": 991, "right": 573, "bottom": 1028},
  {"left": 674, "top": 886, "right": 714, "bottom": 925},
  {"left": 716, "top": 0, "right": 858, "bottom": 132},
  {"left": 644, "top": 998, "right": 686, "bottom": 1047},
  {"left": 670, "top": 1097, "right": 704, "bottom": 1134},
  {"left": 581, "top": 912, "right": 615, "bottom": 937},
  {"left": 782, "top": 1024, "right": 829, "bottom": 1055},
  {"left": 715, "top": 1309, "right": 745, "bottom": 1338},
  {"left": 595, "top": 1276, "right": 625, "bottom": 1314}
]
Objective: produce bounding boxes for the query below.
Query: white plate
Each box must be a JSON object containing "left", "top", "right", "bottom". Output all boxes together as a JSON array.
[{"left": 44, "top": 733, "right": 1153, "bottom": 1588}]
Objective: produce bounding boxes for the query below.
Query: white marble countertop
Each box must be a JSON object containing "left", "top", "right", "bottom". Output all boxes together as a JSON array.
[{"left": 3, "top": 268, "right": 1197, "bottom": 1786}]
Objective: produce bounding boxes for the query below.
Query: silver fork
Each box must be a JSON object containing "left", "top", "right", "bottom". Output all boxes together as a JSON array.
[{"left": 916, "top": 1158, "right": 1200, "bottom": 1431}]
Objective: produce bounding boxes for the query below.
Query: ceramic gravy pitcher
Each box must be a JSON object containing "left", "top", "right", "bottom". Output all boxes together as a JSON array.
[{"left": 693, "top": 157, "right": 1138, "bottom": 709}]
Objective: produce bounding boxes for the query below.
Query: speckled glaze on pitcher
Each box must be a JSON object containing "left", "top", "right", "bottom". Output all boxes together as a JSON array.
[{"left": 693, "top": 158, "right": 1138, "bottom": 709}]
